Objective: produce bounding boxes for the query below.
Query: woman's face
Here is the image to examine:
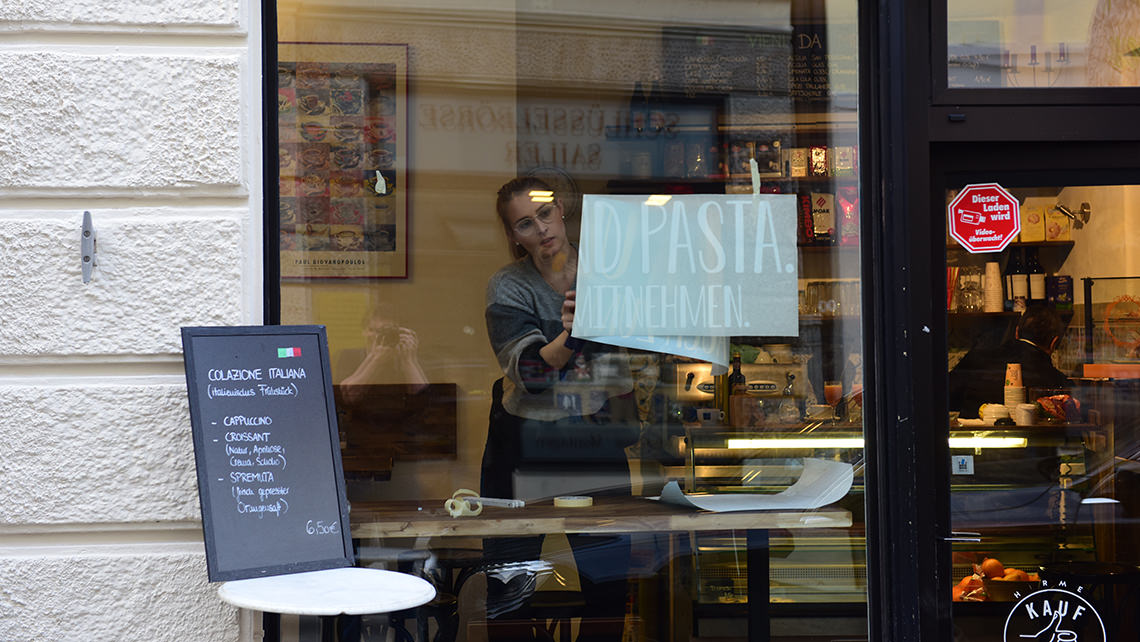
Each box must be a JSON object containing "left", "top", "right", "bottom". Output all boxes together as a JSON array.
[{"left": 505, "top": 193, "right": 567, "bottom": 261}]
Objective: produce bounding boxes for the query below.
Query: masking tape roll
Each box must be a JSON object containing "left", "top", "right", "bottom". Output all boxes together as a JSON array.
[
  {"left": 553, "top": 495, "right": 593, "bottom": 508},
  {"left": 445, "top": 497, "right": 482, "bottom": 518}
]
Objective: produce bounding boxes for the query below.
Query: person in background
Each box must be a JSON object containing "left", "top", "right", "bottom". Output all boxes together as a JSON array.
[
  {"left": 949, "top": 304, "right": 1072, "bottom": 419},
  {"left": 339, "top": 302, "right": 429, "bottom": 398},
  {"left": 481, "top": 176, "right": 636, "bottom": 641}
]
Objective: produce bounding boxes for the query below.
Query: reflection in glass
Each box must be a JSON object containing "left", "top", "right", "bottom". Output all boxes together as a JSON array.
[
  {"left": 278, "top": 1, "right": 866, "bottom": 640},
  {"left": 948, "top": 0, "right": 1140, "bottom": 88}
]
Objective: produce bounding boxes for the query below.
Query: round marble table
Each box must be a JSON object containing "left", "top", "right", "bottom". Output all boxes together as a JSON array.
[{"left": 219, "top": 567, "right": 436, "bottom": 640}]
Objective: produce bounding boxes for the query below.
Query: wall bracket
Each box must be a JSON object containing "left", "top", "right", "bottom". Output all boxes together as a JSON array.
[{"left": 81, "top": 210, "right": 97, "bottom": 283}]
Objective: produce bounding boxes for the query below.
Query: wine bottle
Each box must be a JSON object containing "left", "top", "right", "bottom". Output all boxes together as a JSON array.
[
  {"left": 727, "top": 353, "right": 749, "bottom": 428},
  {"left": 728, "top": 353, "right": 747, "bottom": 394},
  {"left": 1008, "top": 247, "right": 1028, "bottom": 312},
  {"left": 1026, "top": 247, "right": 1046, "bottom": 302},
  {"left": 1002, "top": 247, "right": 1019, "bottom": 311}
]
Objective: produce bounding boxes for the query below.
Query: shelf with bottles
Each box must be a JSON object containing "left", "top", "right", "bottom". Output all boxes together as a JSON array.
[
  {"left": 949, "top": 309, "right": 1074, "bottom": 321},
  {"left": 604, "top": 167, "right": 860, "bottom": 193},
  {"left": 605, "top": 122, "right": 859, "bottom": 188},
  {"left": 605, "top": 175, "right": 857, "bottom": 191},
  {"left": 947, "top": 240, "right": 1074, "bottom": 253},
  {"left": 947, "top": 311, "right": 1022, "bottom": 319},
  {"left": 719, "top": 109, "right": 859, "bottom": 133},
  {"left": 948, "top": 240, "right": 1075, "bottom": 317}
]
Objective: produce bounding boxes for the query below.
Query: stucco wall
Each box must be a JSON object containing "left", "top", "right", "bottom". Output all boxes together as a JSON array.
[{"left": 0, "top": 1, "right": 259, "bottom": 640}]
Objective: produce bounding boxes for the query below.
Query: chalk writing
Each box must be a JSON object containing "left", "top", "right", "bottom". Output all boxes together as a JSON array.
[{"left": 182, "top": 326, "right": 352, "bottom": 580}]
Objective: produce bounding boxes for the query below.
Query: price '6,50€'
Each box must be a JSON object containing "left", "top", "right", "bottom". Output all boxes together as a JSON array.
[{"left": 306, "top": 520, "right": 340, "bottom": 535}]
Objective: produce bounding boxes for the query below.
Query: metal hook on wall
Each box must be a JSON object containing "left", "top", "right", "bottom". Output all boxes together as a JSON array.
[
  {"left": 81, "top": 211, "right": 97, "bottom": 283},
  {"left": 1053, "top": 202, "right": 1091, "bottom": 229}
]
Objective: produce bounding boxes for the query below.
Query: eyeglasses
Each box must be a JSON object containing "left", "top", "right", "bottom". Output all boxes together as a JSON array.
[{"left": 512, "top": 204, "right": 559, "bottom": 236}]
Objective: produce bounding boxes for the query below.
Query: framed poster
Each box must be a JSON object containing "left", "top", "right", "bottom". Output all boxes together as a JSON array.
[{"left": 278, "top": 43, "right": 408, "bottom": 279}]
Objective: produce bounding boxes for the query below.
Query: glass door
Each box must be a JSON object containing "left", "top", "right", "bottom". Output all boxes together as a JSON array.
[{"left": 933, "top": 143, "right": 1140, "bottom": 642}]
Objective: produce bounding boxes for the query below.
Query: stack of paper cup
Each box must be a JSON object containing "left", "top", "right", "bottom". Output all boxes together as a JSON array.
[
  {"left": 1004, "top": 363, "right": 1023, "bottom": 387},
  {"left": 1004, "top": 362, "right": 1025, "bottom": 413},
  {"left": 1004, "top": 385, "right": 1026, "bottom": 412},
  {"left": 983, "top": 262, "right": 1004, "bottom": 312}
]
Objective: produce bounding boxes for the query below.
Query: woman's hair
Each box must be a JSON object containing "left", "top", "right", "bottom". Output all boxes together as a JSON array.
[
  {"left": 1018, "top": 304, "right": 1067, "bottom": 347},
  {"left": 496, "top": 176, "right": 555, "bottom": 259}
]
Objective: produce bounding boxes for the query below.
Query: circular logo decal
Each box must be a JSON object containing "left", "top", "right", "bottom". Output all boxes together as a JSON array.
[{"left": 1003, "top": 587, "right": 1105, "bottom": 642}]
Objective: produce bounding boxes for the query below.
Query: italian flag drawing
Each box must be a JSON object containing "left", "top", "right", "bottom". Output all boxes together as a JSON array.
[{"left": 277, "top": 347, "right": 301, "bottom": 358}]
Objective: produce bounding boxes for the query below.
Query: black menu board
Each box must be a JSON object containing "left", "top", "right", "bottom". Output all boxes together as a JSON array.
[{"left": 181, "top": 325, "right": 353, "bottom": 581}]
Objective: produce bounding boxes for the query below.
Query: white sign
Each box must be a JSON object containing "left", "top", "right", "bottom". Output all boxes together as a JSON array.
[
  {"left": 574, "top": 194, "right": 799, "bottom": 339},
  {"left": 584, "top": 334, "right": 728, "bottom": 366},
  {"left": 1003, "top": 584, "right": 1105, "bottom": 641}
]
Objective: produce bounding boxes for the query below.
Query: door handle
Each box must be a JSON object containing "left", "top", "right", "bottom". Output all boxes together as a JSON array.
[{"left": 944, "top": 531, "right": 982, "bottom": 542}]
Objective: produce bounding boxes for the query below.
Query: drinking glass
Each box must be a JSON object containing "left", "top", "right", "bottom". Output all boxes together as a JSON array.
[
  {"left": 824, "top": 380, "right": 843, "bottom": 419},
  {"left": 957, "top": 267, "right": 983, "bottom": 312}
]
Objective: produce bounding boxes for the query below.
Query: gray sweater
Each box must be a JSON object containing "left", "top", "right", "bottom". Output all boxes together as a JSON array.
[{"left": 485, "top": 258, "right": 632, "bottom": 421}]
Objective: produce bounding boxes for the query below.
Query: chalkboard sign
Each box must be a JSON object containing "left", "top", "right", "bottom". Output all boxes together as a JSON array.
[{"left": 181, "top": 325, "right": 354, "bottom": 582}]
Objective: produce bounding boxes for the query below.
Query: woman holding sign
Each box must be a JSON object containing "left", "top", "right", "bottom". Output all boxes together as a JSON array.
[{"left": 481, "top": 176, "right": 636, "bottom": 641}]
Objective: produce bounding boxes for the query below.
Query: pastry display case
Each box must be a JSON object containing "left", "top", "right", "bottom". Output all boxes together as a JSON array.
[{"left": 665, "top": 417, "right": 1111, "bottom": 614}]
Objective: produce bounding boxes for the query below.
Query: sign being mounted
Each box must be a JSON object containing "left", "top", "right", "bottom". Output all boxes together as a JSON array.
[
  {"left": 574, "top": 194, "right": 799, "bottom": 341},
  {"left": 181, "top": 325, "right": 353, "bottom": 582},
  {"left": 947, "top": 183, "right": 1021, "bottom": 253}
]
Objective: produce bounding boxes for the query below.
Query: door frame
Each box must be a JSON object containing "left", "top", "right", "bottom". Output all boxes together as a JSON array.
[{"left": 870, "top": 2, "right": 1140, "bottom": 640}]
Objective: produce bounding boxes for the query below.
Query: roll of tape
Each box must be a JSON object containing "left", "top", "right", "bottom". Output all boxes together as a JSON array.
[
  {"left": 553, "top": 495, "right": 593, "bottom": 508},
  {"left": 445, "top": 497, "right": 482, "bottom": 518}
]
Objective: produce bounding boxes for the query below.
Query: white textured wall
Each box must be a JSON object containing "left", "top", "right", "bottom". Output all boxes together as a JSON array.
[
  {"left": 0, "top": 0, "right": 260, "bottom": 640},
  {"left": 0, "top": 52, "right": 243, "bottom": 194},
  {"left": 0, "top": 384, "right": 200, "bottom": 523},
  {"left": 0, "top": 551, "right": 236, "bottom": 640},
  {"left": 0, "top": 2, "right": 240, "bottom": 29}
]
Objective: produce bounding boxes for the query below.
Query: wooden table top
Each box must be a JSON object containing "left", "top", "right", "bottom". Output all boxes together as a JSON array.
[{"left": 349, "top": 495, "right": 852, "bottom": 539}]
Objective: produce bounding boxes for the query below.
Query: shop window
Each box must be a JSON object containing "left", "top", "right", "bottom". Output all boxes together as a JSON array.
[{"left": 272, "top": 1, "right": 869, "bottom": 640}]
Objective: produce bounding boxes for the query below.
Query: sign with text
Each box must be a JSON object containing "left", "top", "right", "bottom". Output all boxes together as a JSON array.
[
  {"left": 581, "top": 334, "right": 728, "bottom": 367},
  {"left": 575, "top": 194, "right": 798, "bottom": 339},
  {"left": 948, "top": 183, "right": 1021, "bottom": 253},
  {"left": 181, "top": 325, "right": 353, "bottom": 582}
]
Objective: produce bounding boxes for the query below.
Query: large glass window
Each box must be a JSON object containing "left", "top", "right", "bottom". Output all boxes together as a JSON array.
[
  {"left": 947, "top": 0, "right": 1140, "bottom": 89},
  {"left": 945, "top": 180, "right": 1140, "bottom": 639},
  {"left": 274, "top": 1, "right": 868, "bottom": 640}
]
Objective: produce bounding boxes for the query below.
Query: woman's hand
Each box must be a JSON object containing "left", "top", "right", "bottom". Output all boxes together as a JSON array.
[
  {"left": 535, "top": 291, "right": 578, "bottom": 370},
  {"left": 561, "top": 290, "right": 576, "bottom": 334}
]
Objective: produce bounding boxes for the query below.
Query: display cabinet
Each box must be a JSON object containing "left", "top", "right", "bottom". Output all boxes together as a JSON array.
[
  {"left": 659, "top": 419, "right": 1110, "bottom": 617},
  {"left": 677, "top": 425, "right": 866, "bottom": 612}
]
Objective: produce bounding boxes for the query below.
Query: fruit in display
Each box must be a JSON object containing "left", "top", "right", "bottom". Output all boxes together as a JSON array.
[
  {"left": 980, "top": 558, "right": 1005, "bottom": 578},
  {"left": 952, "top": 557, "right": 1037, "bottom": 601},
  {"left": 953, "top": 574, "right": 985, "bottom": 602}
]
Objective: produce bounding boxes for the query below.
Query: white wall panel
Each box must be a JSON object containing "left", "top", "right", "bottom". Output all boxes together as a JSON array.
[
  {"left": 0, "top": 212, "right": 245, "bottom": 356},
  {"left": 0, "top": 383, "right": 199, "bottom": 524},
  {"left": 0, "top": 51, "right": 243, "bottom": 195},
  {"left": 0, "top": 0, "right": 241, "bottom": 30},
  {"left": 0, "top": 551, "right": 237, "bottom": 642}
]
